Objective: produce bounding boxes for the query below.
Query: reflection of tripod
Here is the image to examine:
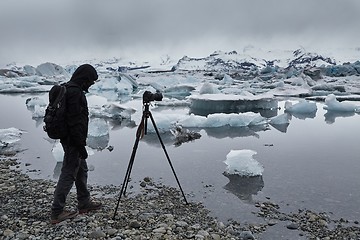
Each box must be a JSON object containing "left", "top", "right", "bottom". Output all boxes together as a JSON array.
[{"left": 113, "top": 101, "right": 188, "bottom": 219}]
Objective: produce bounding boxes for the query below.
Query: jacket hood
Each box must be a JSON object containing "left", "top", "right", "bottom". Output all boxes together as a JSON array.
[{"left": 70, "top": 64, "right": 98, "bottom": 92}]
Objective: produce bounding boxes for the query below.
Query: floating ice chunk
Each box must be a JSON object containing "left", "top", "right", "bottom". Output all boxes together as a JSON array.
[
  {"left": 90, "top": 102, "right": 136, "bottom": 119},
  {"left": 52, "top": 141, "right": 64, "bottom": 162},
  {"left": 170, "top": 125, "right": 201, "bottom": 146},
  {"left": 52, "top": 141, "right": 95, "bottom": 162},
  {"left": 0, "top": 128, "right": 26, "bottom": 147},
  {"left": 179, "top": 112, "right": 268, "bottom": 128},
  {"left": 23, "top": 65, "right": 37, "bottom": 75},
  {"left": 324, "top": 94, "right": 360, "bottom": 112},
  {"left": 87, "top": 94, "right": 108, "bottom": 107},
  {"left": 87, "top": 118, "right": 110, "bottom": 150},
  {"left": 285, "top": 100, "right": 317, "bottom": 113},
  {"left": 163, "top": 85, "right": 195, "bottom": 96},
  {"left": 220, "top": 74, "right": 234, "bottom": 85},
  {"left": 88, "top": 118, "right": 109, "bottom": 137},
  {"left": 36, "top": 62, "right": 69, "bottom": 77},
  {"left": 189, "top": 93, "right": 277, "bottom": 114},
  {"left": 224, "top": 149, "right": 264, "bottom": 176},
  {"left": 119, "top": 73, "right": 138, "bottom": 89},
  {"left": 25, "top": 96, "right": 47, "bottom": 108},
  {"left": 199, "top": 82, "right": 220, "bottom": 94},
  {"left": 90, "top": 75, "right": 134, "bottom": 95}
]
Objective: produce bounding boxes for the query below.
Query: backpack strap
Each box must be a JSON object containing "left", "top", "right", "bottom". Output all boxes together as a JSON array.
[{"left": 51, "top": 86, "right": 66, "bottom": 108}]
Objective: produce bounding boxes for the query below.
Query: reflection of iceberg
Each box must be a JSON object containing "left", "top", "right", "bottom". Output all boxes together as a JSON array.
[
  {"left": 223, "top": 173, "right": 264, "bottom": 203},
  {"left": 53, "top": 161, "right": 63, "bottom": 179},
  {"left": 224, "top": 149, "right": 264, "bottom": 176},
  {"left": 204, "top": 125, "right": 269, "bottom": 139},
  {"left": 189, "top": 93, "right": 278, "bottom": 116},
  {"left": 324, "top": 111, "right": 355, "bottom": 124},
  {"left": 324, "top": 94, "right": 360, "bottom": 112}
]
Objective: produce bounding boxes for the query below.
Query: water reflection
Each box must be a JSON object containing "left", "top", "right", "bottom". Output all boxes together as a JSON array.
[
  {"left": 204, "top": 125, "right": 269, "bottom": 139},
  {"left": 288, "top": 111, "right": 316, "bottom": 120},
  {"left": 269, "top": 123, "right": 290, "bottom": 133},
  {"left": 324, "top": 111, "right": 356, "bottom": 124},
  {"left": 223, "top": 173, "right": 264, "bottom": 203}
]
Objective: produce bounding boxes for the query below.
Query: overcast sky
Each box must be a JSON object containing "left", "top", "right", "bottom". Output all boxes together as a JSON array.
[{"left": 1, "top": 0, "right": 359, "bottom": 67}]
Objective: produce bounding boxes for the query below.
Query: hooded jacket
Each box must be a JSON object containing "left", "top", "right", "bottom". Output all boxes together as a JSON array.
[{"left": 61, "top": 64, "right": 98, "bottom": 147}]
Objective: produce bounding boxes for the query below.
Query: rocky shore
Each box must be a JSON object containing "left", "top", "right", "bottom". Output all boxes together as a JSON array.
[{"left": 1, "top": 156, "right": 360, "bottom": 239}]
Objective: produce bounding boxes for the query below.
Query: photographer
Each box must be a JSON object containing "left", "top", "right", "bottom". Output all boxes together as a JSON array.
[{"left": 50, "top": 64, "right": 102, "bottom": 224}]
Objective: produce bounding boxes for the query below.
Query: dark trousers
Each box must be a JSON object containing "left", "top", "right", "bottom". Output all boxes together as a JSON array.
[{"left": 51, "top": 143, "right": 90, "bottom": 214}]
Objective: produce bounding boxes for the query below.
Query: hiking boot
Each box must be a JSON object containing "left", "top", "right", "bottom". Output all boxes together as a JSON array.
[
  {"left": 50, "top": 210, "right": 78, "bottom": 224},
  {"left": 78, "top": 201, "right": 102, "bottom": 214}
]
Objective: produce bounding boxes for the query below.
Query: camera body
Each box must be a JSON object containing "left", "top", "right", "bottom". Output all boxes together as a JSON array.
[{"left": 143, "top": 91, "right": 163, "bottom": 103}]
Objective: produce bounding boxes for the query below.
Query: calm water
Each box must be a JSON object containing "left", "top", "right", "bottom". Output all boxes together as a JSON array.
[{"left": 1, "top": 93, "right": 360, "bottom": 227}]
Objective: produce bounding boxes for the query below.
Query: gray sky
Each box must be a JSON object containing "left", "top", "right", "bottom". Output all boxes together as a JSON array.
[{"left": 1, "top": 0, "right": 359, "bottom": 67}]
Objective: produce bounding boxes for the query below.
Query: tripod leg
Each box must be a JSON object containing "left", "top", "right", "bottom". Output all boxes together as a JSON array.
[
  {"left": 148, "top": 112, "right": 188, "bottom": 204},
  {"left": 113, "top": 117, "right": 145, "bottom": 219}
]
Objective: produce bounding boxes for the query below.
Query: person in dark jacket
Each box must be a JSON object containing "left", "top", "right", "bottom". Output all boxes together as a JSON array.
[{"left": 51, "top": 64, "right": 102, "bottom": 224}]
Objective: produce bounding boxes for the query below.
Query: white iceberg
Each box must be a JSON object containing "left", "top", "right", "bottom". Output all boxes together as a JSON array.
[
  {"left": 324, "top": 94, "right": 360, "bottom": 112},
  {"left": 0, "top": 128, "right": 26, "bottom": 148},
  {"left": 224, "top": 149, "right": 264, "bottom": 177},
  {"left": 285, "top": 100, "right": 317, "bottom": 113}
]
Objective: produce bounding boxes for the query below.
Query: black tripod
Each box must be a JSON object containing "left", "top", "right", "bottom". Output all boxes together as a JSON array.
[{"left": 113, "top": 95, "right": 188, "bottom": 219}]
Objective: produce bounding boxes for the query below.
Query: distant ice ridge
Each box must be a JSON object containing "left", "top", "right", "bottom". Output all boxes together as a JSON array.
[{"left": 224, "top": 149, "right": 264, "bottom": 177}]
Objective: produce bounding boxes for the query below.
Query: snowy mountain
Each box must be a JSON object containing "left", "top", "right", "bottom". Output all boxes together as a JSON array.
[{"left": 1, "top": 47, "right": 359, "bottom": 78}]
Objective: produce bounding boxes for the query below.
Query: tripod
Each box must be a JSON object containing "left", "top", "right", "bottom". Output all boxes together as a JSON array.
[{"left": 113, "top": 100, "right": 188, "bottom": 219}]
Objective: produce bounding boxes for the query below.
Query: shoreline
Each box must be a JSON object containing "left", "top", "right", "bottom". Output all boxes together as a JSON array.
[{"left": 1, "top": 156, "right": 359, "bottom": 239}]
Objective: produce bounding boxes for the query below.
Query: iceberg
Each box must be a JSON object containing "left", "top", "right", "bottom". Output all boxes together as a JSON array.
[
  {"left": 189, "top": 93, "right": 278, "bottom": 116},
  {"left": 51, "top": 141, "right": 95, "bottom": 162},
  {"left": 324, "top": 94, "right": 360, "bottom": 112},
  {"left": 178, "top": 112, "right": 268, "bottom": 128},
  {"left": 224, "top": 149, "right": 264, "bottom": 177},
  {"left": 0, "top": 127, "right": 26, "bottom": 148},
  {"left": 284, "top": 100, "right": 317, "bottom": 114},
  {"left": 87, "top": 118, "right": 110, "bottom": 150}
]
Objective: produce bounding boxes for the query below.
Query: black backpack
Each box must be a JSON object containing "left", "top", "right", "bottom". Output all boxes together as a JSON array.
[{"left": 43, "top": 84, "right": 68, "bottom": 139}]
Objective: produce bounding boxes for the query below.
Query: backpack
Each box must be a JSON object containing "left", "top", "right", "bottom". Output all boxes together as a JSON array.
[{"left": 43, "top": 84, "right": 68, "bottom": 139}]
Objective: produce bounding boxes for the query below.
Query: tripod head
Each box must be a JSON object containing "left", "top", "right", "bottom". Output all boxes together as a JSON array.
[
  {"left": 139, "top": 91, "right": 163, "bottom": 137},
  {"left": 142, "top": 90, "right": 163, "bottom": 104}
]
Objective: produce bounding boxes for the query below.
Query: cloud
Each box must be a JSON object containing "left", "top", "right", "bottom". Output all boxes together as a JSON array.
[{"left": 1, "top": 0, "right": 359, "bottom": 67}]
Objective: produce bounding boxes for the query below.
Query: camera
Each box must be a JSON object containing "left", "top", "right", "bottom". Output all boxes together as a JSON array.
[{"left": 143, "top": 90, "right": 163, "bottom": 103}]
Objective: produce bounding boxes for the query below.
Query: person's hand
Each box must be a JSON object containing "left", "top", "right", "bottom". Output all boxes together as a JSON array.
[{"left": 79, "top": 146, "right": 88, "bottom": 159}]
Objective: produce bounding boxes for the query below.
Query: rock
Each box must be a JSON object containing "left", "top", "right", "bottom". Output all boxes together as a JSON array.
[
  {"left": 3, "top": 229, "right": 15, "bottom": 237},
  {"left": 239, "top": 230, "right": 255, "bottom": 240},
  {"left": 89, "top": 230, "right": 106, "bottom": 238},
  {"left": 129, "top": 220, "right": 141, "bottom": 229},
  {"left": 286, "top": 222, "right": 299, "bottom": 230}
]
